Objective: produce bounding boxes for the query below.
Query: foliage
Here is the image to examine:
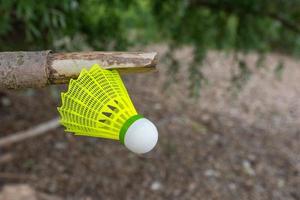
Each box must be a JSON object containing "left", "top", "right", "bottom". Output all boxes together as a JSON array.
[
  {"left": 0, "top": 0, "right": 137, "bottom": 50},
  {"left": 0, "top": 0, "right": 299, "bottom": 93},
  {"left": 151, "top": 0, "right": 300, "bottom": 94}
]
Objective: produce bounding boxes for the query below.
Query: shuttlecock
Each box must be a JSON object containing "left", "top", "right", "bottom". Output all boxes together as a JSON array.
[{"left": 58, "top": 64, "right": 158, "bottom": 154}]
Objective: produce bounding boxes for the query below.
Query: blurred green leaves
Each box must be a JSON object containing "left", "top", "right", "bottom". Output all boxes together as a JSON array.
[
  {"left": 0, "top": 0, "right": 299, "bottom": 93},
  {"left": 0, "top": 0, "right": 135, "bottom": 50},
  {"left": 0, "top": 0, "right": 79, "bottom": 50},
  {"left": 1, "top": 0, "right": 299, "bottom": 53}
]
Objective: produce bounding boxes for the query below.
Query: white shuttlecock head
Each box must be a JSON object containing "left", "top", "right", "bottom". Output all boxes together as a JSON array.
[{"left": 121, "top": 117, "right": 158, "bottom": 154}]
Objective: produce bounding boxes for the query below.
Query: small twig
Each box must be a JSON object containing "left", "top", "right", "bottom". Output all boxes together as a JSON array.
[
  {"left": 0, "top": 154, "right": 13, "bottom": 164},
  {"left": 0, "top": 153, "right": 14, "bottom": 164},
  {"left": 0, "top": 173, "right": 35, "bottom": 180},
  {"left": 0, "top": 118, "right": 60, "bottom": 148}
]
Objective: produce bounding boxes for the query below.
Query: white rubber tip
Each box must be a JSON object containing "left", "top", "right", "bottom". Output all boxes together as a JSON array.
[{"left": 124, "top": 118, "right": 158, "bottom": 154}]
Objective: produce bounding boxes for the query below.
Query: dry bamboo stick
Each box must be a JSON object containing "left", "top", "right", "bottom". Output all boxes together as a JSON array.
[{"left": 0, "top": 51, "right": 157, "bottom": 89}]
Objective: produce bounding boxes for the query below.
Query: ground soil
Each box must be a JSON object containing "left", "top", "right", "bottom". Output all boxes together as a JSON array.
[{"left": 0, "top": 47, "right": 299, "bottom": 200}]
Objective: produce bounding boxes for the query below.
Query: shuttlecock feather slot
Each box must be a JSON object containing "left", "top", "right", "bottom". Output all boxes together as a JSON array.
[{"left": 58, "top": 64, "right": 158, "bottom": 154}]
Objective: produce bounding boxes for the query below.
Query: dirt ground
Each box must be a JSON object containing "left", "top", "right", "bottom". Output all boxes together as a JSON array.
[{"left": 0, "top": 47, "right": 299, "bottom": 200}]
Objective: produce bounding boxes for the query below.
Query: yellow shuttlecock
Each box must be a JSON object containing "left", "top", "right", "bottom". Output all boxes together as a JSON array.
[{"left": 58, "top": 64, "right": 158, "bottom": 154}]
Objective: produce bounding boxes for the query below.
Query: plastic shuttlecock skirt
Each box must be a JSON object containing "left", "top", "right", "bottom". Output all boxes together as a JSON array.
[{"left": 58, "top": 64, "right": 158, "bottom": 154}]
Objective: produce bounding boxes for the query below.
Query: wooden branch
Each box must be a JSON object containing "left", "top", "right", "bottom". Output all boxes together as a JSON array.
[
  {"left": 0, "top": 51, "right": 158, "bottom": 89},
  {"left": 0, "top": 118, "right": 60, "bottom": 148}
]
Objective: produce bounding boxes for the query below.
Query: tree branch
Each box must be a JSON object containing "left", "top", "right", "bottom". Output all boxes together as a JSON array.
[{"left": 0, "top": 51, "right": 158, "bottom": 89}]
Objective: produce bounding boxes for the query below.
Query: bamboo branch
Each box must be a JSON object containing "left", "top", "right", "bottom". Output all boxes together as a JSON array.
[{"left": 0, "top": 51, "right": 158, "bottom": 89}]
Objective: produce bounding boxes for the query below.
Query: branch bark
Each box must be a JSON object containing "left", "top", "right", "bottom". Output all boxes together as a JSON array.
[{"left": 0, "top": 51, "right": 158, "bottom": 89}]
